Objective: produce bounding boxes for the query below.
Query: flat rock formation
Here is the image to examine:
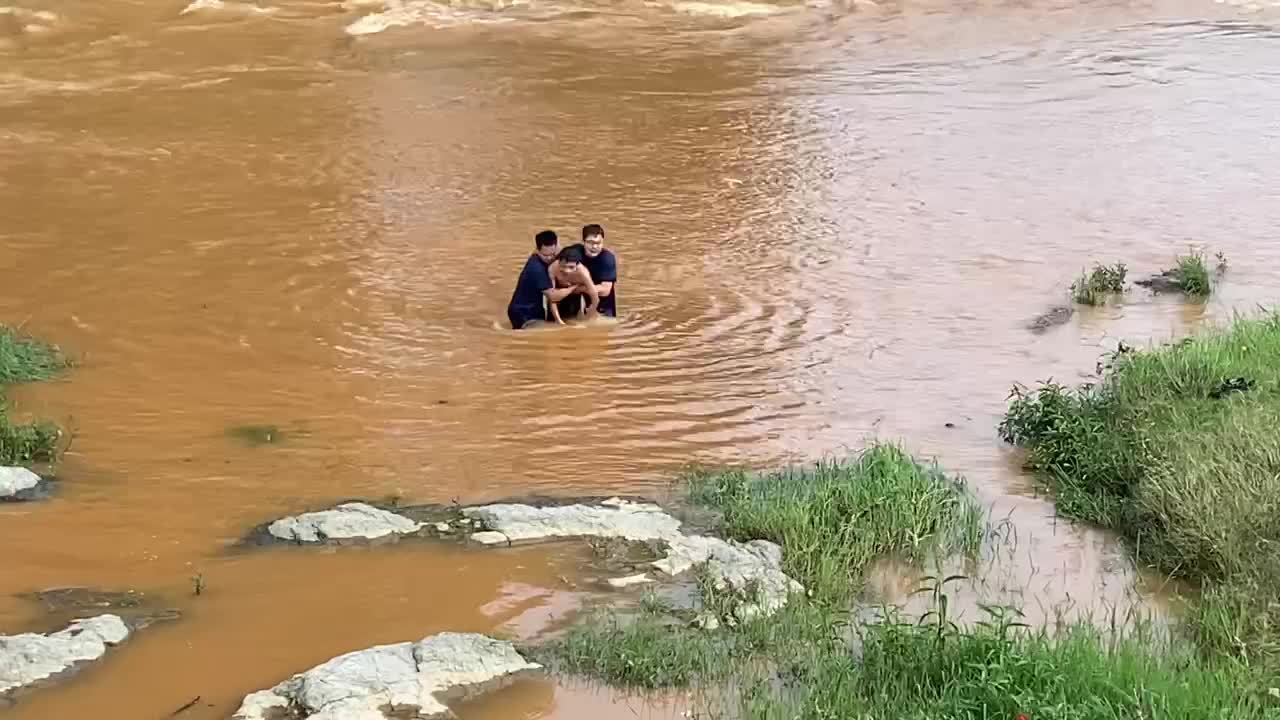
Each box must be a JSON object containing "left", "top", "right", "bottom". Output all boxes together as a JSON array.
[
  {"left": 266, "top": 502, "right": 426, "bottom": 544},
  {"left": 463, "top": 499, "right": 802, "bottom": 619},
  {"left": 0, "top": 467, "right": 49, "bottom": 502},
  {"left": 0, "top": 615, "right": 129, "bottom": 700},
  {"left": 256, "top": 496, "right": 803, "bottom": 618},
  {"left": 233, "top": 632, "right": 540, "bottom": 720}
]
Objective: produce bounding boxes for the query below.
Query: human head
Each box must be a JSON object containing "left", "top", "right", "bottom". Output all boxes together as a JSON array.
[
  {"left": 581, "top": 224, "right": 605, "bottom": 258},
  {"left": 557, "top": 244, "right": 584, "bottom": 272},
  {"left": 535, "top": 230, "right": 559, "bottom": 264}
]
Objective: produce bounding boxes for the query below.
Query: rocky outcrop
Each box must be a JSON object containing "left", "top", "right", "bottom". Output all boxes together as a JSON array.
[
  {"left": 464, "top": 498, "right": 682, "bottom": 544},
  {"left": 463, "top": 499, "right": 803, "bottom": 619},
  {"left": 232, "top": 632, "right": 540, "bottom": 720},
  {"left": 266, "top": 502, "right": 425, "bottom": 544},
  {"left": 0, "top": 615, "right": 129, "bottom": 698},
  {"left": 0, "top": 467, "right": 48, "bottom": 502},
  {"left": 255, "top": 496, "right": 803, "bottom": 618}
]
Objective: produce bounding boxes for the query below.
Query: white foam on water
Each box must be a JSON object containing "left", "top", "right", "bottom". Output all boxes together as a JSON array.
[
  {"left": 666, "top": 1, "right": 784, "bottom": 18},
  {"left": 179, "top": 0, "right": 276, "bottom": 16},
  {"left": 345, "top": 0, "right": 530, "bottom": 35},
  {"left": 0, "top": 5, "right": 58, "bottom": 34}
]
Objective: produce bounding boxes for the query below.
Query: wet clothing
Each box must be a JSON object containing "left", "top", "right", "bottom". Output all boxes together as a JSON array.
[
  {"left": 507, "top": 254, "right": 551, "bottom": 329},
  {"left": 584, "top": 247, "right": 618, "bottom": 316},
  {"left": 568, "top": 244, "right": 619, "bottom": 317},
  {"left": 556, "top": 293, "right": 585, "bottom": 320}
]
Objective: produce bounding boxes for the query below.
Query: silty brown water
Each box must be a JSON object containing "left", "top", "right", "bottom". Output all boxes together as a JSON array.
[{"left": 2, "top": 0, "right": 1279, "bottom": 717}]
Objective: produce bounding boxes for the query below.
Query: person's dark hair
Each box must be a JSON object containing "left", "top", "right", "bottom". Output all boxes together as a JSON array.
[
  {"left": 557, "top": 245, "right": 584, "bottom": 264},
  {"left": 535, "top": 230, "right": 558, "bottom": 248},
  {"left": 582, "top": 224, "right": 605, "bottom": 240}
]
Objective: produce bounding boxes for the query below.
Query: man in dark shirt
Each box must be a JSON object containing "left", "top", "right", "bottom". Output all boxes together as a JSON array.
[
  {"left": 577, "top": 223, "right": 618, "bottom": 317},
  {"left": 507, "top": 230, "right": 581, "bottom": 330}
]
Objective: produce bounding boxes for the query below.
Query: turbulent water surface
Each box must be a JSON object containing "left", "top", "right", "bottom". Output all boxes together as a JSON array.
[{"left": 2, "top": 0, "right": 1280, "bottom": 717}]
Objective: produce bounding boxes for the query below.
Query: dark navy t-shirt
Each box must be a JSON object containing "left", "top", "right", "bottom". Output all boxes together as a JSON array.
[
  {"left": 507, "top": 254, "right": 551, "bottom": 328},
  {"left": 580, "top": 247, "right": 618, "bottom": 317}
]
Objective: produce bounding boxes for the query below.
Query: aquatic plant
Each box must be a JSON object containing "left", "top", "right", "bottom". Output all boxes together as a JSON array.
[
  {"left": 1173, "top": 251, "right": 1213, "bottom": 296},
  {"left": 0, "top": 325, "right": 66, "bottom": 465},
  {"left": 0, "top": 325, "right": 67, "bottom": 385},
  {"left": 1001, "top": 312, "right": 1280, "bottom": 676},
  {"left": 1069, "top": 263, "right": 1128, "bottom": 306},
  {"left": 0, "top": 406, "right": 60, "bottom": 466},
  {"left": 226, "top": 424, "right": 286, "bottom": 446}
]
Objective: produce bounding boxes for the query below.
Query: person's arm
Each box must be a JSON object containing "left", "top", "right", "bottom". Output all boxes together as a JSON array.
[
  {"left": 592, "top": 252, "right": 618, "bottom": 298},
  {"left": 540, "top": 262, "right": 578, "bottom": 304},
  {"left": 574, "top": 264, "right": 598, "bottom": 315}
]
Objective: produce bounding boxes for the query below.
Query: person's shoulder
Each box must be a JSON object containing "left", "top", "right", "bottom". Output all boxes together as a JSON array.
[{"left": 519, "top": 254, "right": 543, "bottom": 273}]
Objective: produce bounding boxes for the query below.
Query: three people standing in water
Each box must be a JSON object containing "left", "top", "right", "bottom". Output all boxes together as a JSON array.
[{"left": 506, "top": 224, "right": 618, "bottom": 330}]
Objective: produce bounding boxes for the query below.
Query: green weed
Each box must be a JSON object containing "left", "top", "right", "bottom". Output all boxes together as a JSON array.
[
  {"left": 1001, "top": 312, "right": 1280, "bottom": 674},
  {"left": 1070, "top": 263, "right": 1128, "bottom": 306},
  {"left": 0, "top": 326, "right": 68, "bottom": 385},
  {"left": 0, "top": 407, "right": 60, "bottom": 465},
  {"left": 1174, "top": 252, "right": 1213, "bottom": 297},
  {"left": 686, "top": 444, "right": 983, "bottom": 605}
]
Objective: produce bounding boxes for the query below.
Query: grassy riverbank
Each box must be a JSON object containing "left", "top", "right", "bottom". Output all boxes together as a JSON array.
[
  {"left": 0, "top": 325, "right": 66, "bottom": 465},
  {"left": 1002, "top": 312, "right": 1280, "bottom": 684},
  {"left": 544, "top": 443, "right": 1278, "bottom": 717}
]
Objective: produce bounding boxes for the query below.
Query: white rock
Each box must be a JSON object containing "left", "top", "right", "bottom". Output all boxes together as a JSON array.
[
  {"left": 606, "top": 574, "right": 654, "bottom": 588},
  {"left": 232, "top": 632, "right": 540, "bottom": 720},
  {"left": 468, "top": 531, "right": 509, "bottom": 546},
  {"left": 462, "top": 502, "right": 801, "bottom": 618},
  {"left": 267, "top": 503, "right": 423, "bottom": 543},
  {"left": 0, "top": 467, "right": 42, "bottom": 499},
  {"left": 433, "top": 522, "right": 452, "bottom": 533},
  {"left": 0, "top": 615, "right": 130, "bottom": 696},
  {"left": 462, "top": 502, "right": 682, "bottom": 543}
]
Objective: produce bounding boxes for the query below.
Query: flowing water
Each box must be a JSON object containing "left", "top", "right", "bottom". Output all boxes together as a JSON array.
[{"left": 3, "top": 0, "right": 1280, "bottom": 716}]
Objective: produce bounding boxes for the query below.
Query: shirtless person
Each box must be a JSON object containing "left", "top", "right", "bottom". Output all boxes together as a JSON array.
[{"left": 548, "top": 245, "right": 599, "bottom": 324}]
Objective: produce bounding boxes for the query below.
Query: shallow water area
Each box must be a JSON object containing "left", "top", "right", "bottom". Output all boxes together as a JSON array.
[{"left": 3, "top": 0, "right": 1280, "bottom": 716}]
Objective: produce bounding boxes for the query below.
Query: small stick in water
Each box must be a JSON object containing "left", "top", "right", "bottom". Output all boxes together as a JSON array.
[{"left": 169, "top": 695, "right": 201, "bottom": 717}]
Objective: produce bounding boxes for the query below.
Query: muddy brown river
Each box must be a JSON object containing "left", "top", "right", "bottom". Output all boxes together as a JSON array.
[{"left": 3, "top": 0, "right": 1280, "bottom": 717}]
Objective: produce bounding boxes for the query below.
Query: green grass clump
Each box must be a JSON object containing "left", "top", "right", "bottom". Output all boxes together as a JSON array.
[
  {"left": 1070, "top": 263, "right": 1128, "bottom": 306},
  {"left": 0, "top": 326, "right": 67, "bottom": 385},
  {"left": 0, "top": 407, "right": 60, "bottom": 465},
  {"left": 0, "top": 325, "right": 67, "bottom": 466},
  {"left": 743, "top": 612, "right": 1275, "bottom": 720},
  {"left": 547, "top": 440, "right": 1277, "bottom": 717},
  {"left": 1000, "top": 312, "right": 1280, "bottom": 673},
  {"left": 686, "top": 444, "right": 983, "bottom": 604},
  {"left": 1173, "top": 252, "right": 1213, "bottom": 297}
]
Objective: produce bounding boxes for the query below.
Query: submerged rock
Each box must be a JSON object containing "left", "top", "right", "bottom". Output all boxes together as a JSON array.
[
  {"left": 463, "top": 499, "right": 803, "bottom": 618},
  {"left": 0, "top": 615, "right": 129, "bottom": 698},
  {"left": 267, "top": 502, "right": 425, "bottom": 544},
  {"left": 20, "top": 587, "right": 181, "bottom": 630},
  {"left": 1027, "top": 305, "right": 1074, "bottom": 333},
  {"left": 232, "top": 632, "right": 540, "bottom": 720},
  {"left": 1135, "top": 271, "right": 1184, "bottom": 293},
  {"left": 606, "top": 573, "right": 654, "bottom": 588},
  {"left": 0, "top": 467, "right": 47, "bottom": 501}
]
